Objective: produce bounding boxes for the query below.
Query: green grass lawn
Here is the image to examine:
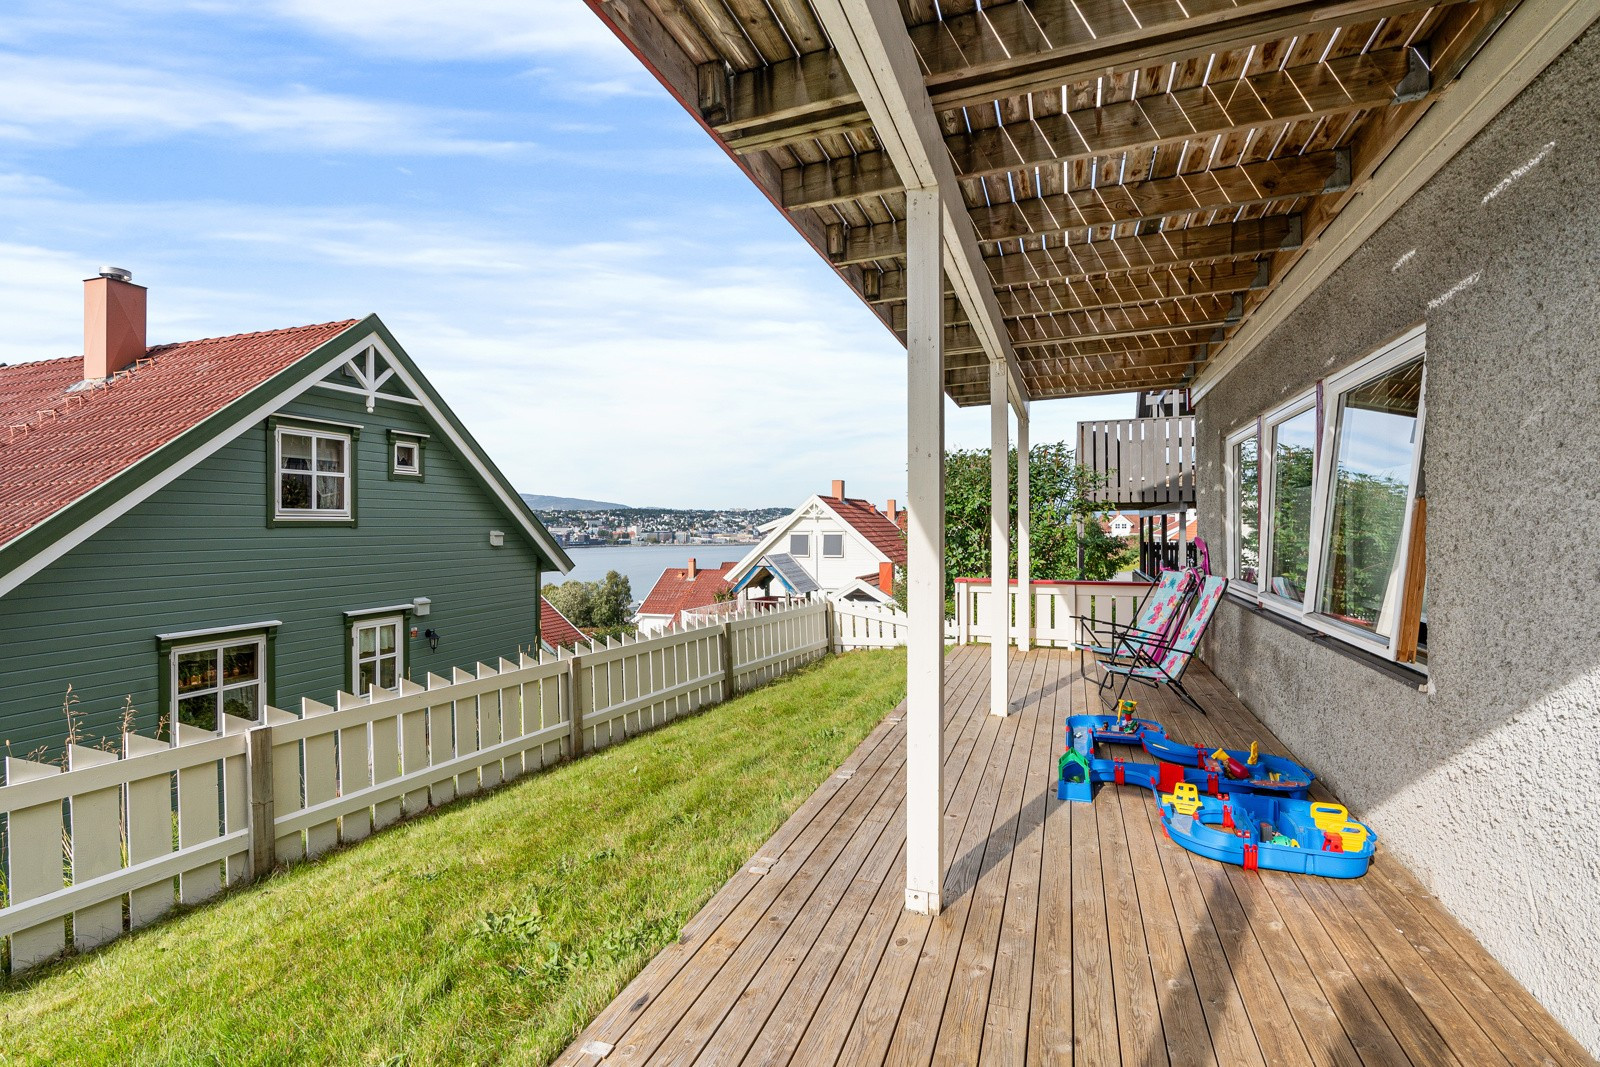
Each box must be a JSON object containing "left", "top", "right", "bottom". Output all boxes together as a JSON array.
[{"left": 0, "top": 648, "right": 906, "bottom": 1067}]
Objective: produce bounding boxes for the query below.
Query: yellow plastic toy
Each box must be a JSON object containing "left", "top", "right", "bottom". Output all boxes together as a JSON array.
[
  {"left": 1248, "top": 741, "right": 1259, "bottom": 765},
  {"left": 1310, "top": 802, "right": 1370, "bottom": 850},
  {"left": 1162, "top": 781, "right": 1202, "bottom": 816}
]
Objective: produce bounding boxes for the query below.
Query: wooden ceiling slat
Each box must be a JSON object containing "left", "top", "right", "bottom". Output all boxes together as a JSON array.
[{"left": 984, "top": 215, "right": 1299, "bottom": 289}]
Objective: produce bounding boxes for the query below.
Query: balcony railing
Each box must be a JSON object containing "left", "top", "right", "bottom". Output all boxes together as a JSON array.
[
  {"left": 1077, "top": 416, "right": 1196, "bottom": 507},
  {"left": 953, "top": 577, "right": 1154, "bottom": 647}
]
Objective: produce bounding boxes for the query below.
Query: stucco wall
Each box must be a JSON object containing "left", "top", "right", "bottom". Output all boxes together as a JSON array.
[{"left": 1194, "top": 26, "right": 1600, "bottom": 1055}]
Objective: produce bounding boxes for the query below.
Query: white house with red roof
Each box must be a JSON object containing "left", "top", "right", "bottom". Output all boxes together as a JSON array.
[
  {"left": 0, "top": 269, "right": 573, "bottom": 754},
  {"left": 724, "top": 480, "right": 905, "bottom": 606},
  {"left": 633, "top": 558, "right": 737, "bottom": 635}
]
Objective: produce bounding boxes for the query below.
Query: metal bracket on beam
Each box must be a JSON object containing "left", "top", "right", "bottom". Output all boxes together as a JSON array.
[
  {"left": 1227, "top": 293, "right": 1245, "bottom": 323},
  {"left": 1251, "top": 259, "right": 1273, "bottom": 289},
  {"left": 1394, "top": 42, "right": 1432, "bottom": 103},
  {"left": 1280, "top": 215, "right": 1304, "bottom": 249},
  {"left": 697, "top": 61, "right": 731, "bottom": 124},
  {"left": 1324, "top": 147, "right": 1354, "bottom": 193}
]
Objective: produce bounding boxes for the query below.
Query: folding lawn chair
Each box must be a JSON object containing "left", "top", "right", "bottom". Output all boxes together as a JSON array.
[
  {"left": 1096, "top": 574, "right": 1227, "bottom": 715},
  {"left": 1072, "top": 568, "right": 1197, "bottom": 678}
]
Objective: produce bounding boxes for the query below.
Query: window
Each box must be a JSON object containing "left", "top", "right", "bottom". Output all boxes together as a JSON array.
[
  {"left": 789, "top": 533, "right": 810, "bottom": 556},
  {"left": 1225, "top": 327, "right": 1427, "bottom": 665},
  {"left": 353, "top": 616, "right": 403, "bottom": 695},
  {"left": 172, "top": 637, "right": 265, "bottom": 731},
  {"left": 1316, "top": 355, "right": 1424, "bottom": 639},
  {"left": 1227, "top": 429, "right": 1260, "bottom": 587},
  {"left": 276, "top": 426, "right": 351, "bottom": 519},
  {"left": 1265, "top": 404, "right": 1317, "bottom": 603},
  {"left": 393, "top": 441, "right": 419, "bottom": 475},
  {"left": 822, "top": 533, "right": 844, "bottom": 557}
]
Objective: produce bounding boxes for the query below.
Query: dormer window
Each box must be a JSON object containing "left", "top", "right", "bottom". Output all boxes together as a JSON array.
[{"left": 269, "top": 416, "right": 359, "bottom": 525}]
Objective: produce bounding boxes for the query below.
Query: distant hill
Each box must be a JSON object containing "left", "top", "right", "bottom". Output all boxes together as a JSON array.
[{"left": 521, "top": 493, "right": 631, "bottom": 511}]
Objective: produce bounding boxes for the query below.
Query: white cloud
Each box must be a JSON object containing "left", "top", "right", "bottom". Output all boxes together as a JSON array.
[
  {"left": 0, "top": 54, "right": 525, "bottom": 155},
  {"left": 263, "top": 0, "right": 629, "bottom": 64}
]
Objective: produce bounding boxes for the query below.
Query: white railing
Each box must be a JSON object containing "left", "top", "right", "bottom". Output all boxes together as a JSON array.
[
  {"left": 952, "top": 578, "right": 1153, "bottom": 648},
  {"left": 0, "top": 602, "right": 831, "bottom": 974},
  {"left": 831, "top": 600, "right": 912, "bottom": 649}
]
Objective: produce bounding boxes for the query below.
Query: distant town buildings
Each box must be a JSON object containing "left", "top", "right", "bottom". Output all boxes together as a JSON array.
[{"left": 534, "top": 507, "right": 788, "bottom": 547}]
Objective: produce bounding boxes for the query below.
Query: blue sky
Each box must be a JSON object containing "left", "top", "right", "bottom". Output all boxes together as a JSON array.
[{"left": 0, "top": 0, "right": 1132, "bottom": 508}]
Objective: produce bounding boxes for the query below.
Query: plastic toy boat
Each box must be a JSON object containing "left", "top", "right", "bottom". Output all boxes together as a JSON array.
[{"left": 1158, "top": 787, "right": 1377, "bottom": 878}]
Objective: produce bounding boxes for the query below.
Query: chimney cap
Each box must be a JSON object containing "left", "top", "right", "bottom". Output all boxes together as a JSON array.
[{"left": 97, "top": 267, "right": 133, "bottom": 282}]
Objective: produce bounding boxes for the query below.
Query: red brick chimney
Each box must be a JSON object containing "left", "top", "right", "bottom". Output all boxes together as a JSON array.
[
  {"left": 84, "top": 268, "right": 146, "bottom": 381},
  {"left": 831, "top": 479, "right": 845, "bottom": 499},
  {"left": 878, "top": 562, "right": 895, "bottom": 595},
  {"left": 885, "top": 498, "right": 896, "bottom": 519},
  {"left": 686, "top": 558, "right": 697, "bottom": 579}
]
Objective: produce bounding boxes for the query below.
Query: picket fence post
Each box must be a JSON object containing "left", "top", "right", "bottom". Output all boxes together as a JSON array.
[
  {"left": 568, "top": 652, "right": 588, "bottom": 759},
  {"left": 246, "top": 724, "right": 277, "bottom": 879},
  {"left": 720, "top": 621, "right": 737, "bottom": 699}
]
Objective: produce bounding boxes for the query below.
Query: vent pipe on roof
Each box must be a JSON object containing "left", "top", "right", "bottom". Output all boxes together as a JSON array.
[
  {"left": 885, "top": 498, "right": 896, "bottom": 518},
  {"left": 686, "top": 558, "right": 697, "bottom": 579},
  {"left": 84, "top": 267, "right": 146, "bottom": 381},
  {"left": 831, "top": 479, "right": 845, "bottom": 499}
]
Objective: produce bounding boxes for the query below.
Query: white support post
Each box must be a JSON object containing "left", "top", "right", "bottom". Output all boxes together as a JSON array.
[
  {"left": 1016, "top": 408, "right": 1030, "bottom": 653},
  {"left": 904, "top": 187, "right": 946, "bottom": 916},
  {"left": 988, "top": 361, "right": 1010, "bottom": 716}
]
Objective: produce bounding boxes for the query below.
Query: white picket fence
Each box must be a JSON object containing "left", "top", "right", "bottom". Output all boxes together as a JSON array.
[
  {"left": 952, "top": 578, "right": 1153, "bottom": 647},
  {"left": 0, "top": 601, "right": 832, "bottom": 974}
]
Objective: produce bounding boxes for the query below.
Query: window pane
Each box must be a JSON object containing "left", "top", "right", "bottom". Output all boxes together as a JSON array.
[
  {"left": 790, "top": 534, "right": 809, "bottom": 556},
  {"left": 1235, "top": 435, "right": 1259, "bottom": 585},
  {"left": 378, "top": 623, "right": 396, "bottom": 654},
  {"left": 823, "top": 533, "right": 843, "bottom": 557},
  {"left": 177, "top": 650, "right": 217, "bottom": 694},
  {"left": 280, "top": 472, "right": 312, "bottom": 510},
  {"left": 378, "top": 656, "right": 397, "bottom": 690},
  {"left": 223, "top": 644, "right": 259, "bottom": 684},
  {"left": 359, "top": 626, "right": 377, "bottom": 655},
  {"left": 223, "top": 685, "right": 260, "bottom": 722},
  {"left": 280, "top": 433, "right": 313, "bottom": 471},
  {"left": 395, "top": 444, "right": 417, "bottom": 470},
  {"left": 359, "top": 661, "right": 377, "bottom": 694},
  {"left": 316, "top": 475, "right": 345, "bottom": 511},
  {"left": 1267, "top": 408, "right": 1317, "bottom": 601},
  {"left": 178, "top": 693, "right": 218, "bottom": 731},
  {"left": 316, "top": 438, "right": 345, "bottom": 473},
  {"left": 1318, "top": 358, "right": 1422, "bottom": 636}
]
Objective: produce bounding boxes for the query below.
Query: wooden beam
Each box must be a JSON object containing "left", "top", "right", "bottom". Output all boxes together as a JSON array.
[
  {"left": 927, "top": 292, "right": 1238, "bottom": 351},
  {"left": 712, "top": 0, "right": 1462, "bottom": 151},
  {"left": 783, "top": 46, "right": 1423, "bottom": 208},
  {"left": 831, "top": 152, "right": 1344, "bottom": 265},
  {"left": 877, "top": 257, "right": 1269, "bottom": 306},
  {"left": 986, "top": 216, "right": 1300, "bottom": 290}
]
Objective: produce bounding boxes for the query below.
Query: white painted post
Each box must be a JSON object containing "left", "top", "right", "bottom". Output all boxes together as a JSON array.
[
  {"left": 904, "top": 186, "right": 945, "bottom": 916},
  {"left": 989, "top": 360, "right": 1010, "bottom": 717},
  {"left": 1016, "top": 408, "right": 1031, "bottom": 653}
]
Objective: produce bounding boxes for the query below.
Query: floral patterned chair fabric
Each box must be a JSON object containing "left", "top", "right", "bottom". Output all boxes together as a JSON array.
[{"left": 1099, "top": 575, "right": 1227, "bottom": 715}]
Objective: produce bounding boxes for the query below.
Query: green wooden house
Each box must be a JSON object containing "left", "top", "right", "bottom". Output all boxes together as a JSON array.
[{"left": 0, "top": 270, "right": 572, "bottom": 755}]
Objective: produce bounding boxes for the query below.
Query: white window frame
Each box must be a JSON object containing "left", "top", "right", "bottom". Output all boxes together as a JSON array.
[
  {"left": 1305, "top": 328, "right": 1428, "bottom": 657},
  {"left": 170, "top": 634, "right": 267, "bottom": 733},
  {"left": 392, "top": 439, "right": 420, "bottom": 476},
  {"left": 822, "top": 532, "right": 845, "bottom": 557},
  {"left": 1223, "top": 422, "right": 1261, "bottom": 593},
  {"left": 1229, "top": 326, "right": 1428, "bottom": 666},
  {"left": 351, "top": 615, "right": 405, "bottom": 696},
  {"left": 789, "top": 533, "right": 811, "bottom": 557},
  {"left": 275, "top": 426, "right": 352, "bottom": 520}
]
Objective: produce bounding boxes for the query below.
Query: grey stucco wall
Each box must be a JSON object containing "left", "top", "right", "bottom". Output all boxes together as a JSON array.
[{"left": 1194, "top": 25, "right": 1600, "bottom": 1055}]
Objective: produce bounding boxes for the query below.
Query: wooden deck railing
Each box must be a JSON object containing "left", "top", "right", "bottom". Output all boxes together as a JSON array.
[{"left": 953, "top": 577, "right": 1154, "bottom": 648}]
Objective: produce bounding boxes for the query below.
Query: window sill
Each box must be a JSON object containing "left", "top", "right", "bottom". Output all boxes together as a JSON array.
[
  {"left": 1222, "top": 591, "right": 1429, "bottom": 690},
  {"left": 270, "top": 514, "right": 356, "bottom": 528}
]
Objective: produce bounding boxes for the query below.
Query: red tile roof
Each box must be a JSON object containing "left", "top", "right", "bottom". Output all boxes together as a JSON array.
[
  {"left": 822, "top": 496, "right": 907, "bottom": 564},
  {"left": 540, "top": 596, "right": 586, "bottom": 649},
  {"left": 0, "top": 320, "right": 358, "bottom": 550},
  {"left": 638, "top": 561, "right": 736, "bottom": 617}
]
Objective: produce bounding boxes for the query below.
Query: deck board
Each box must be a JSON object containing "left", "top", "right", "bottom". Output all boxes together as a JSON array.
[{"left": 556, "top": 646, "right": 1592, "bottom": 1067}]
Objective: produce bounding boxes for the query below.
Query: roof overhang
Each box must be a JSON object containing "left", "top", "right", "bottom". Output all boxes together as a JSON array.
[{"left": 588, "top": 0, "right": 1579, "bottom": 407}]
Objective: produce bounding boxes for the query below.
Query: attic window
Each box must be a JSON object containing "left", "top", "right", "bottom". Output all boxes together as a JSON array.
[
  {"left": 790, "top": 533, "right": 810, "bottom": 556},
  {"left": 274, "top": 426, "right": 353, "bottom": 523},
  {"left": 822, "top": 533, "right": 844, "bottom": 557},
  {"left": 387, "top": 429, "right": 427, "bottom": 481}
]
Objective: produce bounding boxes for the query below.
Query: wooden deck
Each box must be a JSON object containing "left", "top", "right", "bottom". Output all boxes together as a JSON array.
[{"left": 556, "top": 646, "right": 1592, "bottom": 1066}]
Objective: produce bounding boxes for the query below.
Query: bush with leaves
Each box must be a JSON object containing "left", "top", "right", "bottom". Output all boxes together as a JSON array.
[{"left": 544, "top": 570, "right": 635, "bottom": 639}]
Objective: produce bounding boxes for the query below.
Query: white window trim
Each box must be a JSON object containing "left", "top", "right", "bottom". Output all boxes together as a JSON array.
[
  {"left": 170, "top": 634, "right": 267, "bottom": 734},
  {"left": 1229, "top": 326, "right": 1428, "bottom": 667},
  {"left": 352, "top": 615, "right": 405, "bottom": 695},
  {"left": 1223, "top": 422, "right": 1260, "bottom": 594},
  {"left": 789, "top": 533, "right": 811, "bottom": 557},
  {"left": 822, "top": 532, "right": 845, "bottom": 558},
  {"left": 275, "top": 426, "right": 352, "bottom": 520},
  {"left": 392, "top": 439, "right": 421, "bottom": 475}
]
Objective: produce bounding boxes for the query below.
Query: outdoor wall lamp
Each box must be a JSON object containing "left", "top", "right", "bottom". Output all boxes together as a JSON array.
[{"left": 424, "top": 629, "right": 441, "bottom": 652}]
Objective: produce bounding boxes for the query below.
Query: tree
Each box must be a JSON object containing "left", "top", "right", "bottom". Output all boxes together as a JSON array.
[
  {"left": 545, "top": 570, "right": 635, "bottom": 638},
  {"left": 943, "top": 441, "right": 1131, "bottom": 597}
]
